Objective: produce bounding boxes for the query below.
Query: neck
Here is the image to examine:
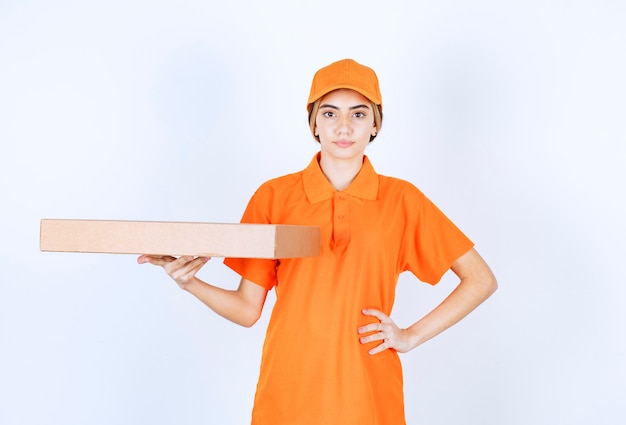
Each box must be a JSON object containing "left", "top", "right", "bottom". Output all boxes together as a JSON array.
[{"left": 318, "top": 153, "right": 364, "bottom": 191}]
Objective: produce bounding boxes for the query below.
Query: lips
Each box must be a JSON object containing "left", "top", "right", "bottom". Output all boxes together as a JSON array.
[{"left": 334, "top": 140, "right": 355, "bottom": 148}]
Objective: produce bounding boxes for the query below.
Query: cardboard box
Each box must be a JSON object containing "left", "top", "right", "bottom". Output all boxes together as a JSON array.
[{"left": 40, "top": 219, "right": 320, "bottom": 259}]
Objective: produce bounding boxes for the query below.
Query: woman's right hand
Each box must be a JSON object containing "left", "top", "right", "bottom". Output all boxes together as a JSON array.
[{"left": 137, "top": 255, "right": 210, "bottom": 290}]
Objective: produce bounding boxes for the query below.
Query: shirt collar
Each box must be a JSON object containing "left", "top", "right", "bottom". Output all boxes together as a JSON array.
[{"left": 302, "top": 152, "right": 379, "bottom": 203}]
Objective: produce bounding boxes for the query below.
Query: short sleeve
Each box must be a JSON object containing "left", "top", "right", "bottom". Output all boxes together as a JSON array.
[
  {"left": 401, "top": 189, "right": 474, "bottom": 285},
  {"left": 223, "top": 184, "right": 279, "bottom": 290}
]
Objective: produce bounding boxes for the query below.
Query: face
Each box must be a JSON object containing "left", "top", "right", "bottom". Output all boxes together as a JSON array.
[{"left": 314, "top": 89, "right": 378, "bottom": 162}]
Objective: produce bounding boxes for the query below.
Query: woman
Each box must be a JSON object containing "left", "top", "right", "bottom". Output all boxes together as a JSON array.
[{"left": 138, "top": 58, "right": 497, "bottom": 425}]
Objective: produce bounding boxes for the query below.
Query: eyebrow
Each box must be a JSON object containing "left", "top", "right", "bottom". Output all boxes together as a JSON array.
[{"left": 319, "top": 103, "right": 371, "bottom": 110}]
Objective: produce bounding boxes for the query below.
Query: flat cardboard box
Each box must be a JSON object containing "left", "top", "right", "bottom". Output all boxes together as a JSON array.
[{"left": 40, "top": 219, "right": 320, "bottom": 259}]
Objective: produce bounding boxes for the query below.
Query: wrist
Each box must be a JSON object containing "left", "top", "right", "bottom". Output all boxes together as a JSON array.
[
  {"left": 404, "top": 325, "right": 427, "bottom": 351},
  {"left": 179, "top": 276, "right": 201, "bottom": 292}
]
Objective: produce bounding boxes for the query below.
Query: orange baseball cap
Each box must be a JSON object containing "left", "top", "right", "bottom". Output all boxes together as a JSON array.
[{"left": 307, "top": 59, "right": 382, "bottom": 111}]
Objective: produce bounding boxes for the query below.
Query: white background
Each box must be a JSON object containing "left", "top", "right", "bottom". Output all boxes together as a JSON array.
[{"left": 1, "top": 0, "right": 624, "bottom": 424}]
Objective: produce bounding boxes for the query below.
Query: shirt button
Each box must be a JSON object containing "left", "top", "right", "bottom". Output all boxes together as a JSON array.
[
  {"left": 337, "top": 215, "right": 345, "bottom": 220},
  {"left": 338, "top": 195, "right": 346, "bottom": 200}
]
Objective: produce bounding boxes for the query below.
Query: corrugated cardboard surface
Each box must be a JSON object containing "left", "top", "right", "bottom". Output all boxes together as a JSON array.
[{"left": 40, "top": 219, "right": 320, "bottom": 259}]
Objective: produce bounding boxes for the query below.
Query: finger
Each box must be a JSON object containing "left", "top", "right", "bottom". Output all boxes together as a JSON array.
[
  {"left": 137, "top": 254, "right": 152, "bottom": 264},
  {"left": 361, "top": 308, "right": 389, "bottom": 322},
  {"left": 368, "top": 340, "right": 390, "bottom": 355},
  {"left": 174, "top": 256, "right": 210, "bottom": 268},
  {"left": 174, "top": 255, "right": 195, "bottom": 265},
  {"left": 357, "top": 323, "right": 382, "bottom": 335},
  {"left": 359, "top": 331, "right": 387, "bottom": 344},
  {"left": 164, "top": 256, "right": 193, "bottom": 274},
  {"left": 137, "top": 254, "right": 176, "bottom": 265},
  {"left": 167, "top": 256, "right": 209, "bottom": 278},
  {"left": 165, "top": 255, "right": 199, "bottom": 269},
  {"left": 183, "top": 257, "right": 211, "bottom": 274}
]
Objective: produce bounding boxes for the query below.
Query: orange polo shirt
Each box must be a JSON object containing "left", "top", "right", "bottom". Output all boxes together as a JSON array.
[{"left": 224, "top": 153, "right": 473, "bottom": 425}]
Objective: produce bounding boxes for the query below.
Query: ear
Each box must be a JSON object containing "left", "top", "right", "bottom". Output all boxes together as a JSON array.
[{"left": 371, "top": 126, "right": 377, "bottom": 136}]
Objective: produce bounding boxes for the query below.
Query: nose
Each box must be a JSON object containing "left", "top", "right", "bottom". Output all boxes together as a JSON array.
[{"left": 336, "top": 114, "right": 352, "bottom": 135}]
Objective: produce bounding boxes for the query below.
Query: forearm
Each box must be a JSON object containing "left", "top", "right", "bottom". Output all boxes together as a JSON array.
[
  {"left": 405, "top": 275, "right": 497, "bottom": 350},
  {"left": 137, "top": 255, "right": 267, "bottom": 327},
  {"left": 183, "top": 277, "right": 264, "bottom": 327}
]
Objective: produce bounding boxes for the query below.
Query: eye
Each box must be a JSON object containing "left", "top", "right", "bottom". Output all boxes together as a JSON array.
[
  {"left": 353, "top": 111, "right": 366, "bottom": 119},
  {"left": 321, "top": 110, "right": 336, "bottom": 118}
]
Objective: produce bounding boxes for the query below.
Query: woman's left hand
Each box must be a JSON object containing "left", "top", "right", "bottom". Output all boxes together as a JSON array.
[{"left": 358, "top": 309, "right": 413, "bottom": 355}]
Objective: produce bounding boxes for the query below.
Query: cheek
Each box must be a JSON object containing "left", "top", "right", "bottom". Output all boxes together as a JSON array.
[{"left": 315, "top": 121, "right": 331, "bottom": 137}]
